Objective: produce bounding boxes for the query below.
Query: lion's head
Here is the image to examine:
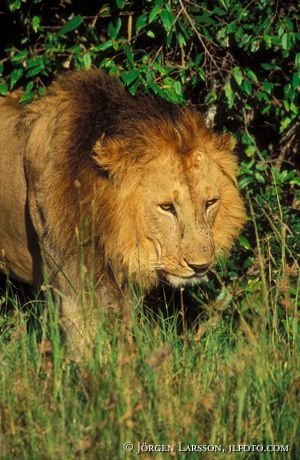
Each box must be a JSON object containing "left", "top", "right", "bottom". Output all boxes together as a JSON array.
[{"left": 82, "top": 92, "right": 246, "bottom": 290}]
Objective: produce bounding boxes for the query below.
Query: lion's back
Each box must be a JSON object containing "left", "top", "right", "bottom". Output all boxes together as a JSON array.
[{"left": 0, "top": 97, "right": 39, "bottom": 284}]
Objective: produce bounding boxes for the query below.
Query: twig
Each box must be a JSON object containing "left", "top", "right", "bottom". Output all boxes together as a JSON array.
[{"left": 178, "top": 0, "right": 223, "bottom": 78}]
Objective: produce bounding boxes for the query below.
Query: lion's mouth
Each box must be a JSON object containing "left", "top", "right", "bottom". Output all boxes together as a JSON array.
[{"left": 159, "top": 270, "right": 209, "bottom": 288}]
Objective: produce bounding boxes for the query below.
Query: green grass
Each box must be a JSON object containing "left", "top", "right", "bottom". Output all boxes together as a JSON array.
[{"left": 0, "top": 195, "right": 299, "bottom": 460}]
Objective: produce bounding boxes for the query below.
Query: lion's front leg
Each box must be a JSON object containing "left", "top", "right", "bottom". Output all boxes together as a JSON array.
[
  {"left": 41, "top": 257, "right": 101, "bottom": 361},
  {"left": 45, "top": 261, "right": 124, "bottom": 361},
  {"left": 60, "top": 296, "right": 98, "bottom": 361}
]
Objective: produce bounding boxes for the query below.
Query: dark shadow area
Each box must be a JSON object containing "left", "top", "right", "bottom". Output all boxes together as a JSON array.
[
  {"left": 0, "top": 273, "right": 44, "bottom": 340},
  {"left": 143, "top": 276, "right": 223, "bottom": 333},
  {"left": 0, "top": 270, "right": 218, "bottom": 339}
]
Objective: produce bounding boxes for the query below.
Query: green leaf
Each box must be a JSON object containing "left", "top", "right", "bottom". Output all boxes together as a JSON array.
[
  {"left": 232, "top": 67, "right": 243, "bottom": 86},
  {"left": 290, "top": 176, "right": 300, "bottom": 187},
  {"left": 25, "top": 81, "right": 34, "bottom": 93},
  {"left": 261, "top": 62, "right": 280, "bottom": 71},
  {"left": 112, "top": 39, "right": 119, "bottom": 51},
  {"left": 160, "top": 10, "right": 174, "bottom": 34},
  {"left": 27, "top": 55, "right": 43, "bottom": 69},
  {"left": 69, "top": 44, "right": 84, "bottom": 54},
  {"left": 124, "top": 44, "right": 134, "bottom": 65},
  {"left": 247, "top": 69, "right": 258, "bottom": 82},
  {"left": 26, "top": 64, "right": 44, "bottom": 77},
  {"left": 292, "top": 72, "right": 300, "bottom": 90},
  {"left": 212, "top": 7, "right": 227, "bottom": 17},
  {"left": 32, "top": 15, "right": 41, "bottom": 33},
  {"left": 38, "top": 86, "right": 46, "bottom": 97},
  {"left": 82, "top": 53, "right": 91, "bottom": 69},
  {"left": 115, "top": 0, "right": 125, "bottom": 8},
  {"left": 224, "top": 80, "right": 235, "bottom": 108},
  {"left": 239, "top": 176, "right": 254, "bottom": 188},
  {"left": 59, "top": 15, "right": 83, "bottom": 36},
  {"left": 290, "top": 102, "right": 299, "bottom": 116},
  {"left": 149, "top": 1, "right": 163, "bottom": 23},
  {"left": 146, "top": 30, "right": 155, "bottom": 38},
  {"left": 263, "top": 34, "right": 273, "bottom": 48},
  {"left": 218, "top": 0, "right": 230, "bottom": 10},
  {"left": 227, "top": 21, "right": 236, "bottom": 33},
  {"left": 10, "top": 68, "right": 23, "bottom": 89},
  {"left": 245, "top": 146, "right": 256, "bottom": 158},
  {"left": 198, "top": 67, "right": 206, "bottom": 81},
  {"left": 98, "top": 6, "right": 110, "bottom": 18},
  {"left": 19, "top": 81, "right": 34, "bottom": 104},
  {"left": 250, "top": 39, "right": 260, "bottom": 52},
  {"left": 135, "top": 14, "right": 148, "bottom": 33},
  {"left": 148, "top": 81, "right": 164, "bottom": 96},
  {"left": 19, "top": 92, "right": 34, "bottom": 104},
  {"left": 197, "top": 13, "right": 216, "bottom": 25},
  {"left": 239, "top": 235, "right": 251, "bottom": 250},
  {"left": 120, "top": 69, "right": 140, "bottom": 86},
  {"left": 242, "top": 79, "right": 252, "bottom": 96},
  {"left": 173, "top": 80, "right": 182, "bottom": 96},
  {"left": 0, "top": 83, "right": 8, "bottom": 96},
  {"left": 8, "top": 0, "right": 21, "bottom": 12},
  {"left": 177, "top": 32, "right": 186, "bottom": 47},
  {"left": 254, "top": 171, "right": 265, "bottom": 184},
  {"left": 280, "top": 117, "right": 293, "bottom": 132},
  {"left": 257, "top": 91, "right": 270, "bottom": 104},
  {"left": 108, "top": 18, "right": 122, "bottom": 39},
  {"left": 11, "top": 50, "right": 28, "bottom": 64},
  {"left": 94, "top": 40, "right": 113, "bottom": 52},
  {"left": 281, "top": 33, "right": 289, "bottom": 50},
  {"left": 241, "top": 134, "right": 253, "bottom": 147},
  {"left": 262, "top": 81, "right": 273, "bottom": 94},
  {"left": 197, "top": 14, "right": 215, "bottom": 25},
  {"left": 283, "top": 18, "right": 294, "bottom": 32}
]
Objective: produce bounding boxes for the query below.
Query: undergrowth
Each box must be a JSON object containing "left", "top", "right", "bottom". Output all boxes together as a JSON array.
[{"left": 0, "top": 184, "right": 299, "bottom": 460}]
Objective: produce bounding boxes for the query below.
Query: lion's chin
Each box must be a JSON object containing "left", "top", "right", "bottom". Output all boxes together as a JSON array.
[{"left": 163, "top": 273, "right": 208, "bottom": 288}]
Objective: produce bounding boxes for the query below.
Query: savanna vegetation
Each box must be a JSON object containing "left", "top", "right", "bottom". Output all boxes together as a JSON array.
[{"left": 0, "top": 0, "right": 299, "bottom": 458}]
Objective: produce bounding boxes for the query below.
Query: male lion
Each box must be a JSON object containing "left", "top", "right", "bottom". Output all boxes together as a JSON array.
[{"left": 0, "top": 69, "right": 245, "bottom": 357}]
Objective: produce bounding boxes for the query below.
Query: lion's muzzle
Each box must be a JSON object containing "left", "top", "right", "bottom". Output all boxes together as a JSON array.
[{"left": 185, "top": 261, "right": 212, "bottom": 276}]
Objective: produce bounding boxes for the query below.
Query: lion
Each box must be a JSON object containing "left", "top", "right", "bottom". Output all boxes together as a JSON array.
[{"left": 0, "top": 69, "right": 245, "bottom": 357}]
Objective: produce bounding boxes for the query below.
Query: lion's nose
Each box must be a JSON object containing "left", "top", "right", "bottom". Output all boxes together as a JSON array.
[{"left": 187, "top": 262, "right": 211, "bottom": 275}]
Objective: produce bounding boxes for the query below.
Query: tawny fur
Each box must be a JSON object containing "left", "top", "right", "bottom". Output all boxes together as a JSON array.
[{"left": 0, "top": 69, "right": 245, "bottom": 357}]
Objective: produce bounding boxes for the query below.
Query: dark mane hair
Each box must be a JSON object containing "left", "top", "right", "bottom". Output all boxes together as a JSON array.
[{"left": 47, "top": 69, "right": 206, "bottom": 161}]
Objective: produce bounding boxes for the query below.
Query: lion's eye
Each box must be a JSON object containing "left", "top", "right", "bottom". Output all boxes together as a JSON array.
[
  {"left": 159, "top": 203, "right": 177, "bottom": 216},
  {"left": 205, "top": 198, "right": 219, "bottom": 211}
]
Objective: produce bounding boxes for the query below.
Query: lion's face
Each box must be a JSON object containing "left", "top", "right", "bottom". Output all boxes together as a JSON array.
[
  {"left": 138, "top": 151, "right": 219, "bottom": 287},
  {"left": 94, "top": 132, "right": 245, "bottom": 290}
]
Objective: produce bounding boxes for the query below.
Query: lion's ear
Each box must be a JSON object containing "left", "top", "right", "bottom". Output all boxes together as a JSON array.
[
  {"left": 212, "top": 133, "right": 239, "bottom": 187},
  {"left": 93, "top": 135, "right": 125, "bottom": 178}
]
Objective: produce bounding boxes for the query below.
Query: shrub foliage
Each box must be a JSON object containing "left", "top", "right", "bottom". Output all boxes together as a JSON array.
[{"left": 1, "top": 0, "right": 299, "bottom": 298}]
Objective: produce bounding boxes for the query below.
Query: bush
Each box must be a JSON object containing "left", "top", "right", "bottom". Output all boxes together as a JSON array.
[{"left": 1, "top": 0, "right": 298, "bottom": 302}]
